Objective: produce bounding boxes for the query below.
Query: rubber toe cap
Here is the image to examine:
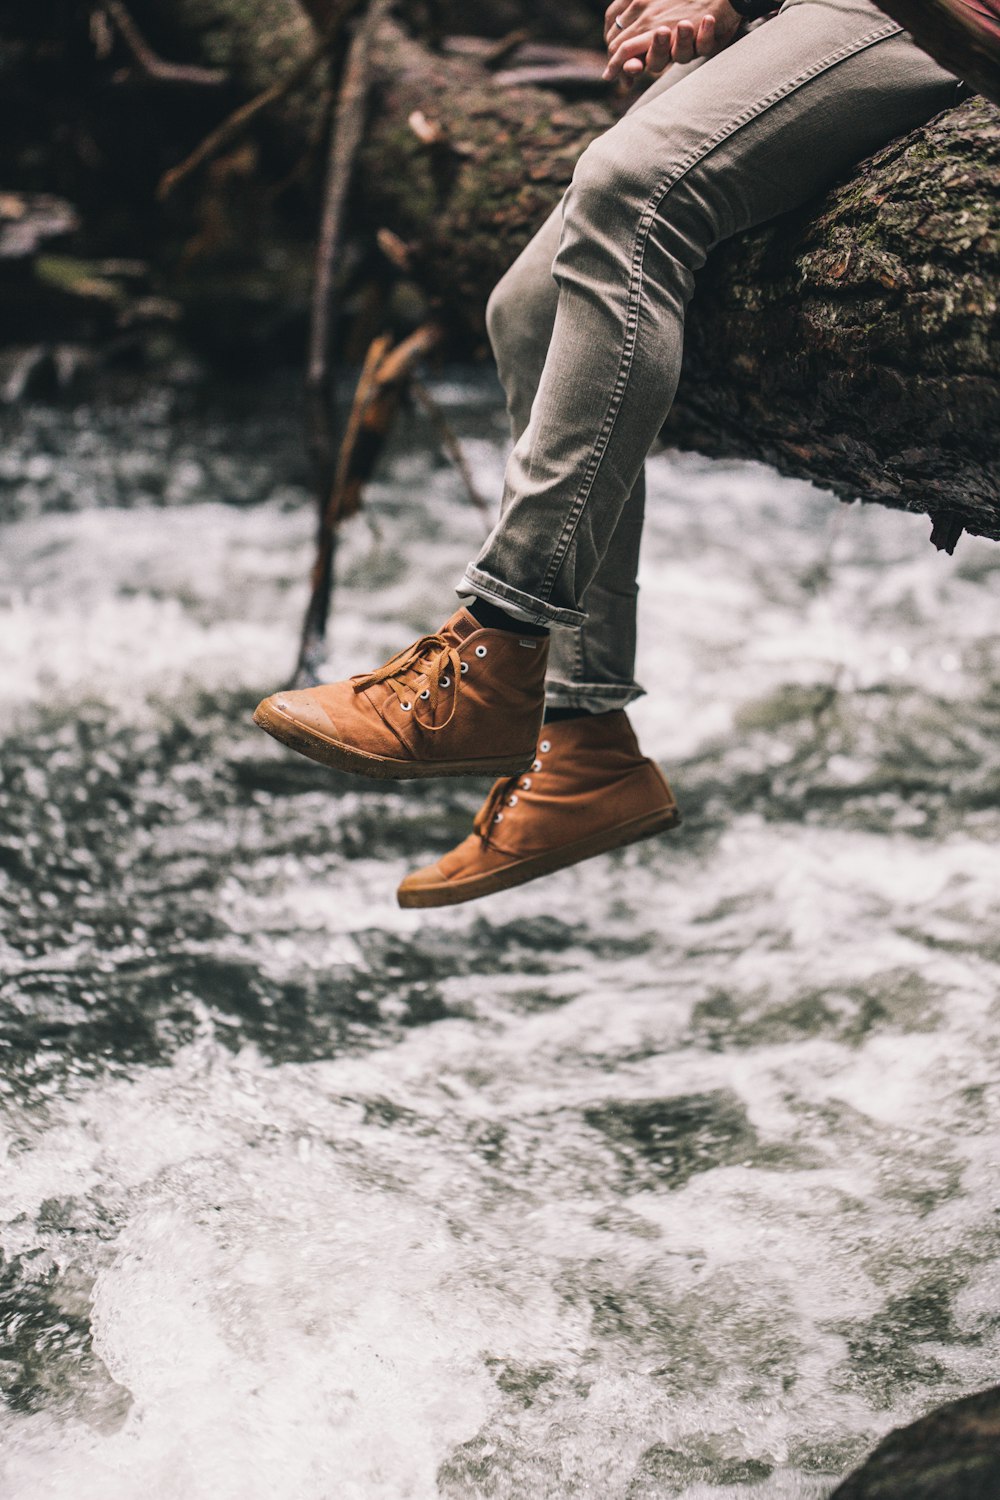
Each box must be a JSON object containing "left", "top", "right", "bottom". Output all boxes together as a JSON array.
[
  {"left": 255, "top": 689, "right": 337, "bottom": 739},
  {"left": 397, "top": 836, "right": 504, "bottom": 908},
  {"left": 397, "top": 860, "right": 449, "bottom": 908}
]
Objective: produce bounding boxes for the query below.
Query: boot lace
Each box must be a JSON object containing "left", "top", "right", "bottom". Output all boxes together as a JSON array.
[
  {"left": 352, "top": 634, "right": 464, "bottom": 731},
  {"left": 474, "top": 734, "right": 547, "bottom": 842},
  {"left": 474, "top": 775, "right": 518, "bottom": 843}
]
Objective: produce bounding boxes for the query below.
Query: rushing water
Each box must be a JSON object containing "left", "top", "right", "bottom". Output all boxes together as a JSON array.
[{"left": 1, "top": 373, "right": 998, "bottom": 1499}]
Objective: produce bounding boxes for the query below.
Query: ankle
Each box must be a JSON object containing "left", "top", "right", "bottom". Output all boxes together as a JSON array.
[{"left": 468, "top": 596, "right": 548, "bottom": 637}]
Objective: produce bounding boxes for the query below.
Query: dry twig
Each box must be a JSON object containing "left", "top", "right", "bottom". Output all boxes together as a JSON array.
[
  {"left": 305, "top": 0, "right": 395, "bottom": 488},
  {"left": 296, "top": 323, "right": 445, "bottom": 683},
  {"left": 295, "top": 0, "right": 420, "bottom": 682}
]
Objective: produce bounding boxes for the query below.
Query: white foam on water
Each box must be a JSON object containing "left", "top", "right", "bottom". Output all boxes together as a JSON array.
[{"left": 2, "top": 389, "right": 999, "bottom": 1497}]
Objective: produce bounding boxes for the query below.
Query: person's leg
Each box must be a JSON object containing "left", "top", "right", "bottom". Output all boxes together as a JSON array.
[
  {"left": 485, "top": 205, "right": 648, "bottom": 712},
  {"left": 460, "top": 0, "right": 960, "bottom": 628},
  {"left": 257, "top": 0, "right": 958, "bottom": 792},
  {"left": 485, "top": 57, "right": 707, "bottom": 713}
]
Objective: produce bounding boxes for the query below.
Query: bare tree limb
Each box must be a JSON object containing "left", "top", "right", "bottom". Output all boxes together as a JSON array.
[{"left": 305, "top": 0, "right": 395, "bottom": 491}]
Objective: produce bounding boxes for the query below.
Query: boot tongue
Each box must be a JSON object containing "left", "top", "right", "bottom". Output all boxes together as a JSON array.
[{"left": 441, "top": 607, "right": 480, "bottom": 644}]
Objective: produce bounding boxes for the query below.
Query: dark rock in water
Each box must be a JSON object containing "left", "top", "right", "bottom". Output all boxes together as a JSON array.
[{"left": 831, "top": 1386, "right": 1000, "bottom": 1499}]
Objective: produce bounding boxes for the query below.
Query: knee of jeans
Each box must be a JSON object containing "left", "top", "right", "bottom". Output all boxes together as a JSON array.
[
  {"left": 486, "top": 269, "right": 544, "bottom": 369},
  {"left": 563, "top": 136, "right": 653, "bottom": 235},
  {"left": 561, "top": 135, "right": 716, "bottom": 288}
]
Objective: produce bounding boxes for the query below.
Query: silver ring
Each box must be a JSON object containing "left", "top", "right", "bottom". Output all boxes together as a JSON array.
[{"left": 614, "top": 14, "right": 625, "bottom": 28}]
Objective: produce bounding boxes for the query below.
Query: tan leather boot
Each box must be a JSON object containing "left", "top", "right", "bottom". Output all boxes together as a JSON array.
[
  {"left": 397, "top": 710, "right": 680, "bottom": 907},
  {"left": 253, "top": 607, "right": 548, "bottom": 780}
]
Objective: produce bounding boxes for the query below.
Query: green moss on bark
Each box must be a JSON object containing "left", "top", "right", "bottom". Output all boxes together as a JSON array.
[{"left": 360, "top": 30, "right": 999, "bottom": 539}]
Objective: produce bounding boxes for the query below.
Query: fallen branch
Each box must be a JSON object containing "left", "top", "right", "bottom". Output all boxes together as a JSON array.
[
  {"left": 481, "top": 28, "right": 534, "bottom": 68},
  {"left": 305, "top": 0, "right": 395, "bottom": 490},
  {"left": 296, "top": 321, "right": 445, "bottom": 683},
  {"left": 357, "top": 23, "right": 1000, "bottom": 543},
  {"left": 297, "top": 0, "right": 400, "bottom": 683}
]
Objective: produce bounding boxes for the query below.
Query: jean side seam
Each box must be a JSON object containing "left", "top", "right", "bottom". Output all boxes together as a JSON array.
[{"left": 536, "top": 19, "right": 902, "bottom": 603}]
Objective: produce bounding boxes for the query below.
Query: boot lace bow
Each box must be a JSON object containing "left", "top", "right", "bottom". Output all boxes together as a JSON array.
[{"left": 352, "top": 633, "right": 464, "bottom": 731}]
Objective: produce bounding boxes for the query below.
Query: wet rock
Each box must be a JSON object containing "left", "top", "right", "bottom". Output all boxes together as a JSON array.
[{"left": 831, "top": 1386, "right": 1000, "bottom": 1499}]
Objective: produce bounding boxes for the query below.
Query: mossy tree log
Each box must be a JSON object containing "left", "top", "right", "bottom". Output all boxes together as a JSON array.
[
  {"left": 144, "top": 1, "right": 999, "bottom": 543},
  {"left": 359, "top": 24, "right": 999, "bottom": 543}
]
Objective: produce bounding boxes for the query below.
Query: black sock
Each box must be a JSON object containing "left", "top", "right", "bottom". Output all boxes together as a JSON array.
[
  {"left": 467, "top": 596, "right": 548, "bottom": 637},
  {"left": 543, "top": 705, "right": 597, "bottom": 724}
]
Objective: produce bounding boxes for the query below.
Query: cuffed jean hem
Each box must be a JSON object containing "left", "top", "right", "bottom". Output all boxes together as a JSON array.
[
  {"left": 458, "top": 565, "right": 587, "bottom": 628},
  {"left": 545, "top": 678, "right": 647, "bottom": 712}
]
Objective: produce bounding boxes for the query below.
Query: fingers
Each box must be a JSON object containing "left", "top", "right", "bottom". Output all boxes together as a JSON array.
[
  {"left": 603, "top": 29, "right": 659, "bottom": 78},
  {"left": 604, "top": 3, "right": 730, "bottom": 80},
  {"left": 640, "top": 25, "right": 672, "bottom": 74},
  {"left": 669, "top": 18, "right": 696, "bottom": 62},
  {"left": 695, "top": 12, "right": 719, "bottom": 54},
  {"left": 604, "top": 0, "right": 638, "bottom": 45}
]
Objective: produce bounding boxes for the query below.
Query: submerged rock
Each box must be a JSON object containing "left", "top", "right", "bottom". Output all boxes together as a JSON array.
[{"left": 831, "top": 1386, "right": 1000, "bottom": 1499}]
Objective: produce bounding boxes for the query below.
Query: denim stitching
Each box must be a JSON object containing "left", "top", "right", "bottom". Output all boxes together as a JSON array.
[{"left": 537, "top": 19, "right": 901, "bottom": 601}]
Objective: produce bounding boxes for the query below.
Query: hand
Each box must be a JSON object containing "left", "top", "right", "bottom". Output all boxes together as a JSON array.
[{"left": 603, "top": 0, "right": 741, "bottom": 80}]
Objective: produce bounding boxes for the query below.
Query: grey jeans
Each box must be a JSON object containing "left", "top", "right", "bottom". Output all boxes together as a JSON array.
[{"left": 459, "top": 0, "right": 959, "bottom": 710}]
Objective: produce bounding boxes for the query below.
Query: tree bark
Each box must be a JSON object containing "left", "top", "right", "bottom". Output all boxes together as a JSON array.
[
  {"left": 358, "top": 23, "right": 1000, "bottom": 542},
  {"left": 134, "top": 1, "right": 999, "bottom": 543}
]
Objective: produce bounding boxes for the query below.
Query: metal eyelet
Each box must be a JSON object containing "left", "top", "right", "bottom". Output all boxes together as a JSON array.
[
  {"left": 440, "top": 675, "right": 451, "bottom": 688},
  {"left": 475, "top": 645, "right": 488, "bottom": 658},
  {"left": 460, "top": 662, "right": 469, "bottom": 674},
  {"left": 508, "top": 794, "right": 518, "bottom": 807},
  {"left": 494, "top": 811, "right": 503, "bottom": 823},
  {"left": 532, "top": 759, "right": 541, "bottom": 772},
  {"left": 400, "top": 701, "right": 412, "bottom": 712},
  {"left": 540, "top": 739, "right": 551, "bottom": 753},
  {"left": 419, "top": 689, "right": 430, "bottom": 700},
  {"left": 521, "top": 778, "right": 531, "bottom": 790}
]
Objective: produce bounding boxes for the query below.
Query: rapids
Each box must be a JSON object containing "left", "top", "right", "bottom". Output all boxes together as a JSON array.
[{"left": 1, "top": 374, "right": 998, "bottom": 1498}]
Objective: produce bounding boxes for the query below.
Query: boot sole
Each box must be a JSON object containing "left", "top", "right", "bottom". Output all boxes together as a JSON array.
[
  {"left": 253, "top": 698, "right": 534, "bottom": 781},
  {"left": 397, "top": 804, "right": 682, "bottom": 908}
]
